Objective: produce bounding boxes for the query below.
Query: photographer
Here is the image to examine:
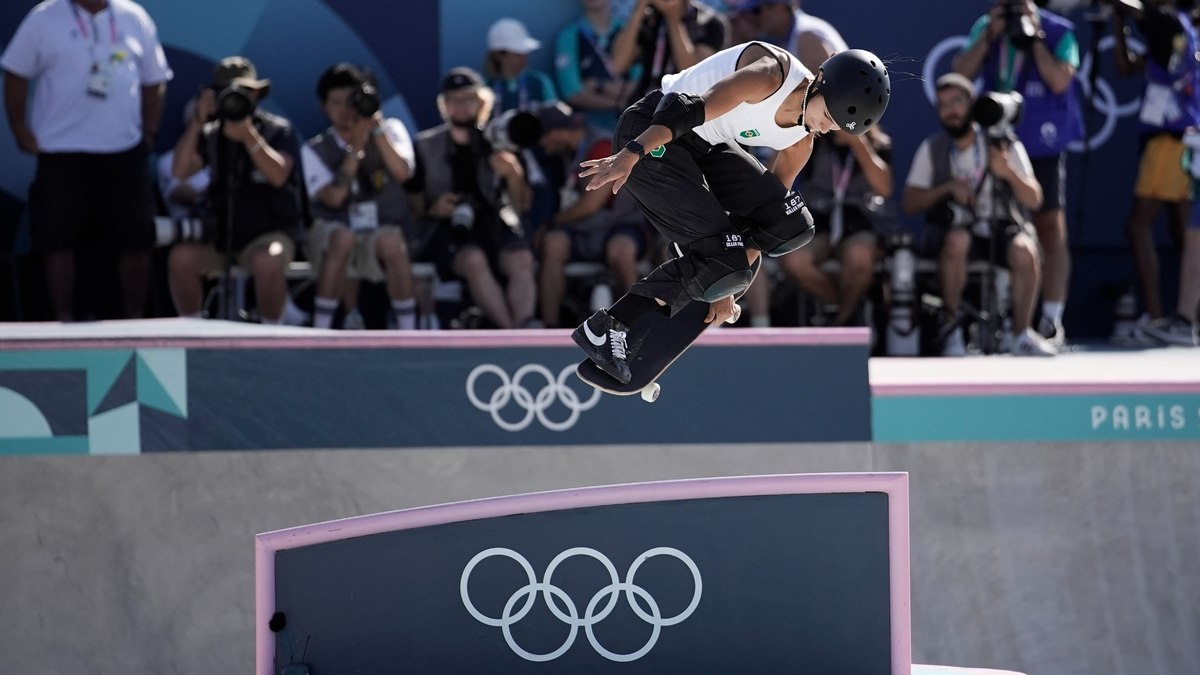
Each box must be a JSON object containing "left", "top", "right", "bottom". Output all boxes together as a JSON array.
[
  {"left": 780, "top": 125, "right": 894, "bottom": 328},
  {"left": 1111, "top": 0, "right": 1200, "bottom": 343},
  {"left": 409, "top": 67, "right": 536, "bottom": 329},
  {"left": 902, "top": 73, "right": 1055, "bottom": 356},
  {"left": 954, "top": 0, "right": 1083, "bottom": 346},
  {"left": 300, "top": 63, "right": 421, "bottom": 330},
  {"left": 168, "top": 57, "right": 302, "bottom": 324},
  {"left": 610, "top": 0, "right": 728, "bottom": 106},
  {"left": 532, "top": 102, "right": 649, "bottom": 328}
]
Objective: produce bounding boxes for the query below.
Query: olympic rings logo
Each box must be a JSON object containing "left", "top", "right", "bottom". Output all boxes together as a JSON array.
[
  {"left": 460, "top": 546, "right": 703, "bottom": 662},
  {"left": 922, "top": 34, "right": 1145, "bottom": 152},
  {"left": 466, "top": 364, "right": 601, "bottom": 432}
]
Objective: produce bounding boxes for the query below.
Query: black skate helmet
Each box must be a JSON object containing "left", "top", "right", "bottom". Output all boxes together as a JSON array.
[{"left": 816, "top": 49, "right": 890, "bottom": 136}]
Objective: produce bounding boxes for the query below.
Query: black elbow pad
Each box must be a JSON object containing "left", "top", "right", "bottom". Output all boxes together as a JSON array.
[{"left": 651, "top": 92, "right": 706, "bottom": 141}]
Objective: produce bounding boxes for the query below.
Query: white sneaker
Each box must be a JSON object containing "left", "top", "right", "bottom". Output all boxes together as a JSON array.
[
  {"left": 282, "top": 297, "right": 311, "bottom": 327},
  {"left": 1139, "top": 314, "right": 1200, "bottom": 346},
  {"left": 942, "top": 327, "right": 967, "bottom": 357},
  {"left": 343, "top": 308, "right": 366, "bottom": 330},
  {"left": 1129, "top": 313, "right": 1160, "bottom": 345},
  {"left": 1038, "top": 315, "right": 1066, "bottom": 348},
  {"left": 1012, "top": 328, "right": 1057, "bottom": 357}
]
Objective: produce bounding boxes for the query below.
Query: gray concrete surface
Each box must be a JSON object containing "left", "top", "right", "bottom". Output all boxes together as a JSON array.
[{"left": 0, "top": 442, "right": 1196, "bottom": 674}]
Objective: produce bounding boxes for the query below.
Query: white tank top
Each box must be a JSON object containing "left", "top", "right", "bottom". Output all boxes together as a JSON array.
[{"left": 660, "top": 42, "right": 812, "bottom": 151}]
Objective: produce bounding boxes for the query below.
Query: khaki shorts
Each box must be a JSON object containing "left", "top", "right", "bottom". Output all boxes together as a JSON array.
[
  {"left": 308, "top": 219, "right": 403, "bottom": 283},
  {"left": 1135, "top": 134, "right": 1191, "bottom": 202},
  {"left": 200, "top": 232, "right": 295, "bottom": 274}
]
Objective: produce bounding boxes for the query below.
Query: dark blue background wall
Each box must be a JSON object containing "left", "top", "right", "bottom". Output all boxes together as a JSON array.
[{"left": 0, "top": 1, "right": 1171, "bottom": 337}]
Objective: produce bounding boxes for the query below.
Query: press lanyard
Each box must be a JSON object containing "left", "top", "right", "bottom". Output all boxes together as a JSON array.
[
  {"left": 579, "top": 21, "right": 619, "bottom": 80},
  {"left": 649, "top": 23, "right": 668, "bottom": 80},
  {"left": 996, "top": 30, "right": 1025, "bottom": 92},
  {"left": 830, "top": 152, "right": 856, "bottom": 202},
  {"left": 70, "top": 2, "right": 117, "bottom": 63},
  {"left": 494, "top": 73, "right": 530, "bottom": 112},
  {"left": 828, "top": 150, "right": 856, "bottom": 244}
]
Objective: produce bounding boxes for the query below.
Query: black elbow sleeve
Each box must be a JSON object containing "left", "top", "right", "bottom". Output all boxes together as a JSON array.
[{"left": 650, "top": 92, "right": 706, "bottom": 141}]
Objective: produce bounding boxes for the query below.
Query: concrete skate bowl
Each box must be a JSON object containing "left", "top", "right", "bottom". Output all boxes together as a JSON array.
[{"left": 1, "top": 440, "right": 1197, "bottom": 674}]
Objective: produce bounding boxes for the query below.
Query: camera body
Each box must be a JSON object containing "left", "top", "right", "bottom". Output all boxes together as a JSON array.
[
  {"left": 1002, "top": 0, "right": 1038, "bottom": 48},
  {"left": 926, "top": 199, "right": 976, "bottom": 229},
  {"left": 351, "top": 83, "right": 381, "bottom": 118},
  {"left": 450, "top": 202, "right": 475, "bottom": 230}
]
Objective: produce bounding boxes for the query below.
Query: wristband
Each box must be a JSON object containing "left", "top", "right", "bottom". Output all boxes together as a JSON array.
[{"left": 624, "top": 140, "right": 646, "bottom": 158}]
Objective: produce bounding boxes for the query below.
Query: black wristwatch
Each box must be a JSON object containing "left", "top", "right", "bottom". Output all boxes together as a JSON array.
[{"left": 624, "top": 139, "right": 647, "bottom": 158}]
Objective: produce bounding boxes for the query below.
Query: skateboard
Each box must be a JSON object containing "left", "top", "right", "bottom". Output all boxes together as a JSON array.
[{"left": 576, "top": 257, "right": 760, "bottom": 402}]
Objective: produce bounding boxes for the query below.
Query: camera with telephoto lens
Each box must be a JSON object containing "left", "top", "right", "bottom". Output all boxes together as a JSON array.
[
  {"left": 973, "top": 90, "right": 1023, "bottom": 147},
  {"left": 153, "top": 215, "right": 208, "bottom": 247},
  {"left": 1002, "top": 0, "right": 1038, "bottom": 49},
  {"left": 926, "top": 199, "right": 976, "bottom": 229},
  {"left": 482, "top": 108, "right": 544, "bottom": 153},
  {"left": 350, "top": 83, "right": 381, "bottom": 117},
  {"left": 449, "top": 201, "right": 475, "bottom": 231},
  {"left": 215, "top": 84, "right": 256, "bottom": 121}
]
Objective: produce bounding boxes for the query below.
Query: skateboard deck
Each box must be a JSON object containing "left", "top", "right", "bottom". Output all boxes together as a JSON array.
[{"left": 577, "top": 258, "right": 760, "bottom": 401}]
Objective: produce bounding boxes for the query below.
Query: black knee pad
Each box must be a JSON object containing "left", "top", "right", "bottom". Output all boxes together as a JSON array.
[
  {"left": 742, "top": 191, "right": 816, "bottom": 257},
  {"left": 678, "top": 234, "right": 754, "bottom": 302}
]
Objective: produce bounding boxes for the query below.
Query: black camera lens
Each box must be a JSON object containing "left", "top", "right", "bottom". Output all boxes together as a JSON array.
[
  {"left": 351, "top": 84, "right": 381, "bottom": 117},
  {"left": 1003, "top": 1, "right": 1037, "bottom": 48},
  {"left": 217, "top": 85, "right": 255, "bottom": 121}
]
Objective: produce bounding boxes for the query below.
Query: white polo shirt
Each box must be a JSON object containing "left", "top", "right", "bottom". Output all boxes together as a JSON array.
[{"left": 1, "top": 0, "right": 173, "bottom": 153}]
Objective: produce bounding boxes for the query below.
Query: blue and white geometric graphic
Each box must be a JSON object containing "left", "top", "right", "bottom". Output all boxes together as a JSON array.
[{"left": 0, "top": 349, "right": 187, "bottom": 455}]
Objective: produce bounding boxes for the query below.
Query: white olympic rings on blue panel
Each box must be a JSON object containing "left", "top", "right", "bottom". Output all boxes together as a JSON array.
[
  {"left": 460, "top": 546, "right": 703, "bottom": 662},
  {"left": 466, "top": 363, "right": 601, "bottom": 432},
  {"left": 922, "top": 34, "right": 1144, "bottom": 153}
]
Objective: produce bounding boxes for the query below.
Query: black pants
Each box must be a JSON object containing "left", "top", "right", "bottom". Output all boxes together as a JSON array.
[{"left": 615, "top": 90, "right": 788, "bottom": 314}]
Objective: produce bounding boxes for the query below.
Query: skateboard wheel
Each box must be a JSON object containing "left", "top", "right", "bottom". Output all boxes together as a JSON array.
[
  {"left": 726, "top": 304, "right": 742, "bottom": 325},
  {"left": 641, "top": 382, "right": 661, "bottom": 402}
]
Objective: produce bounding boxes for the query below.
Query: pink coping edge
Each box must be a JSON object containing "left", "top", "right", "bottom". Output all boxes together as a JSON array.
[
  {"left": 2, "top": 327, "right": 869, "bottom": 351},
  {"left": 873, "top": 382, "right": 1200, "bottom": 396},
  {"left": 255, "top": 472, "right": 911, "bottom": 675}
]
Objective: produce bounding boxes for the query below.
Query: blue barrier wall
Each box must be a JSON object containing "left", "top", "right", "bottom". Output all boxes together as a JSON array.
[
  {"left": 0, "top": 1, "right": 1173, "bottom": 337},
  {"left": 0, "top": 328, "right": 873, "bottom": 452},
  {"left": 262, "top": 479, "right": 901, "bottom": 673}
]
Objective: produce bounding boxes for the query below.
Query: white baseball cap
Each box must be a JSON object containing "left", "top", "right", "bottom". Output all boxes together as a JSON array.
[{"left": 487, "top": 18, "right": 540, "bottom": 55}]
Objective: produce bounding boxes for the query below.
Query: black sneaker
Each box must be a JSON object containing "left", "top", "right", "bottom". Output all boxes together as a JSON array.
[{"left": 572, "top": 309, "right": 633, "bottom": 384}]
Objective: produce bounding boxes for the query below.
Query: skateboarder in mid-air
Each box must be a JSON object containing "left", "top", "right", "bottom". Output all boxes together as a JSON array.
[{"left": 572, "top": 41, "right": 892, "bottom": 384}]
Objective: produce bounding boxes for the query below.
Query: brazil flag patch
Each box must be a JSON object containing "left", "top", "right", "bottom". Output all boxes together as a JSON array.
[{"left": 739, "top": 129, "right": 761, "bottom": 138}]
